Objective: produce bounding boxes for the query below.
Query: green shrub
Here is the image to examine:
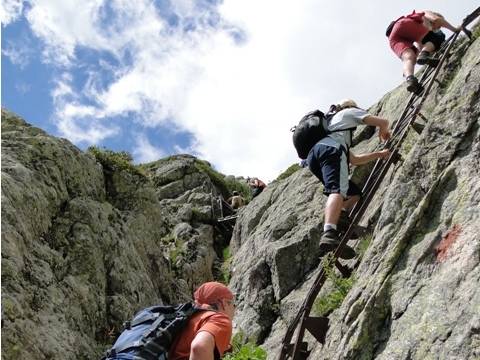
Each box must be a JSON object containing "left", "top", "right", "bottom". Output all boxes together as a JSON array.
[
  {"left": 195, "top": 160, "right": 251, "bottom": 200},
  {"left": 160, "top": 233, "right": 175, "bottom": 245},
  {"left": 191, "top": 207, "right": 208, "bottom": 222},
  {"left": 223, "top": 332, "right": 267, "bottom": 360},
  {"left": 87, "top": 146, "right": 145, "bottom": 177},
  {"left": 313, "top": 254, "right": 355, "bottom": 317},
  {"left": 225, "top": 176, "right": 251, "bottom": 201},
  {"left": 170, "top": 239, "right": 185, "bottom": 265},
  {"left": 274, "top": 163, "right": 301, "bottom": 182}
]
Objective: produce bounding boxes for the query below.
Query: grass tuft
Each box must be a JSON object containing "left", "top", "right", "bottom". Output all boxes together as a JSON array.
[
  {"left": 87, "top": 146, "right": 145, "bottom": 177},
  {"left": 223, "top": 332, "right": 267, "bottom": 360},
  {"left": 274, "top": 163, "right": 301, "bottom": 182},
  {"left": 313, "top": 254, "right": 355, "bottom": 317}
]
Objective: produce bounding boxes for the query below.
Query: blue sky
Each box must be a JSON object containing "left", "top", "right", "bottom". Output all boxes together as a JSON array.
[{"left": 2, "top": 0, "right": 478, "bottom": 180}]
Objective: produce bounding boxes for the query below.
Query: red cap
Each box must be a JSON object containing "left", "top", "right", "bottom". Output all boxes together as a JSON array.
[{"left": 194, "top": 282, "right": 233, "bottom": 305}]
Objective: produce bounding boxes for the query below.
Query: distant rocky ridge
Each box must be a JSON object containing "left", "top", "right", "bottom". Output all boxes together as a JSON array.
[{"left": 1, "top": 112, "right": 242, "bottom": 359}]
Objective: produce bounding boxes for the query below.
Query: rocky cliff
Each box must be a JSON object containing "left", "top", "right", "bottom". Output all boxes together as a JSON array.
[
  {"left": 2, "top": 26, "right": 479, "bottom": 360},
  {"left": 1, "top": 116, "right": 241, "bottom": 359},
  {"left": 230, "top": 28, "right": 480, "bottom": 359}
]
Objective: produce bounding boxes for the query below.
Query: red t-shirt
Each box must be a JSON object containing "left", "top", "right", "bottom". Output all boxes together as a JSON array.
[{"left": 169, "top": 310, "right": 232, "bottom": 360}]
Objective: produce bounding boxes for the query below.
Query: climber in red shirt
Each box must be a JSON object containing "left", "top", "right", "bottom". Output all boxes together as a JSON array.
[{"left": 387, "top": 10, "right": 461, "bottom": 95}]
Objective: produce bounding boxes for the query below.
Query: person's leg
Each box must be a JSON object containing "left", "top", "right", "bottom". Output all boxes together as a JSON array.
[
  {"left": 317, "top": 146, "right": 343, "bottom": 231},
  {"left": 400, "top": 48, "right": 417, "bottom": 77},
  {"left": 418, "top": 31, "right": 445, "bottom": 66},
  {"left": 420, "top": 41, "right": 436, "bottom": 53},
  {"left": 318, "top": 149, "right": 356, "bottom": 259},
  {"left": 343, "top": 194, "right": 360, "bottom": 211},
  {"left": 324, "top": 193, "right": 344, "bottom": 226},
  {"left": 320, "top": 191, "right": 356, "bottom": 259},
  {"left": 402, "top": 47, "right": 423, "bottom": 94}
]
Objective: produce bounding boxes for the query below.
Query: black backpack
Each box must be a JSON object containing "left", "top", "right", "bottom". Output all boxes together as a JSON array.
[
  {"left": 385, "top": 20, "right": 396, "bottom": 37},
  {"left": 291, "top": 110, "right": 331, "bottom": 159},
  {"left": 104, "top": 302, "right": 203, "bottom": 360}
]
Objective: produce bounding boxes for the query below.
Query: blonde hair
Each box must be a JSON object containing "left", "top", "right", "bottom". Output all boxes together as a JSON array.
[{"left": 336, "top": 99, "right": 358, "bottom": 110}]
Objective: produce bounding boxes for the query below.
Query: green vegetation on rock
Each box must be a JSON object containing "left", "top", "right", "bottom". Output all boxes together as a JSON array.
[
  {"left": 356, "top": 233, "right": 373, "bottom": 258},
  {"left": 194, "top": 160, "right": 251, "bottom": 200},
  {"left": 313, "top": 254, "right": 355, "bottom": 317},
  {"left": 223, "top": 332, "right": 267, "bottom": 360},
  {"left": 88, "top": 146, "right": 145, "bottom": 177},
  {"left": 274, "top": 163, "right": 301, "bottom": 182},
  {"left": 471, "top": 22, "right": 480, "bottom": 41},
  {"left": 170, "top": 239, "right": 185, "bottom": 265}
]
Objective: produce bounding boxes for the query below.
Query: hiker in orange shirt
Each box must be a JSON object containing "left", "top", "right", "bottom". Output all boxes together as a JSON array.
[{"left": 169, "top": 282, "right": 235, "bottom": 360}]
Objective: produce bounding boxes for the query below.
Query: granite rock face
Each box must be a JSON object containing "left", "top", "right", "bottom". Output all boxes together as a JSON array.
[
  {"left": 229, "top": 31, "right": 480, "bottom": 359},
  {"left": 1, "top": 113, "right": 231, "bottom": 360},
  {"left": 2, "top": 26, "right": 480, "bottom": 360}
]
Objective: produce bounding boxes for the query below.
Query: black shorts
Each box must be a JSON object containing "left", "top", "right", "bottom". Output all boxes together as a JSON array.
[
  {"left": 306, "top": 143, "right": 362, "bottom": 198},
  {"left": 421, "top": 30, "right": 446, "bottom": 51}
]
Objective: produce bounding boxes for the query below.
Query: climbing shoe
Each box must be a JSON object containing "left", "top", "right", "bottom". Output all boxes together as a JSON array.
[
  {"left": 416, "top": 51, "right": 440, "bottom": 67},
  {"left": 405, "top": 75, "right": 424, "bottom": 95},
  {"left": 319, "top": 229, "right": 356, "bottom": 260}
]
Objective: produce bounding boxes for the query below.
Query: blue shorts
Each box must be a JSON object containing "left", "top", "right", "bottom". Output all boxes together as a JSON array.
[{"left": 307, "top": 143, "right": 362, "bottom": 198}]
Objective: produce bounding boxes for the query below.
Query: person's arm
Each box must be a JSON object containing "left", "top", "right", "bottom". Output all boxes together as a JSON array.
[
  {"left": 190, "top": 331, "right": 216, "bottom": 360},
  {"left": 424, "top": 11, "right": 460, "bottom": 32},
  {"left": 363, "top": 115, "right": 391, "bottom": 142},
  {"left": 349, "top": 149, "right": 390, "bottom": 166}
]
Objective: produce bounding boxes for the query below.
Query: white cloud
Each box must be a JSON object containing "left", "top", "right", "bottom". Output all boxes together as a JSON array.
[
  {"left": 2, "top": 40, "right": 32, "bottom": 68},
  {"left": 7, "top": 0, "right": 479, "bottom": 181},
  {"left": 15, "top": 82, "right": 31, "bottom": 94},
  {"left": 175, "top": 0, "right": 478, "bottom": 181},
  {"left": 51, "top": 72, "right": 119, "bottom": 143},
  {"left": 132, "top": 134, "right": 166, "bottom": 163},
  {"left": 1, "top": 0, "right": 24, "bottom": 25}
]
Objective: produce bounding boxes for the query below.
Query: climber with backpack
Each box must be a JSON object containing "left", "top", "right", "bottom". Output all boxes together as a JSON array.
[
  {"left": 386, "top": 10, "right": 462, "bottom": 95},
  {"left": 104, "top": 281, "right": 234, "bottom": 360},
  {"left": 228, "top": 191, "right": 245, "bottom": 210},
  {"left": 292, "top": 99, "right": 391, "bottom": 259},
  {"left": 247, "top": 177, "right": 267, "bottom": 198}
]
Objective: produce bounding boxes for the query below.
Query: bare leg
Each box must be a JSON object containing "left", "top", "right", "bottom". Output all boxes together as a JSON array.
[
  {"left": 421, "top": 41, "right": 436, "bottom": 53},
  {"left": 401, "top": 48, "right": 417, "bottom": 77},
  {"left": 324, "top": 193, "right": 344, "bottom": 225},
  {"left": 321, "top": 193, "right": 357, "bottom": 259}
]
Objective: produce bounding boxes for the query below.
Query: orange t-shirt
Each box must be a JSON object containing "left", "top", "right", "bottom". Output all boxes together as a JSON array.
[{"left": 169, "top": 310, "right": 232, "bottom": 360}]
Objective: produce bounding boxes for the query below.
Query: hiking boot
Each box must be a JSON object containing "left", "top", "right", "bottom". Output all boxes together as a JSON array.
[
  {"left": 319, "top": 229, "right": 356, "bottom": 260},
  {"left": 405, "top": 75, "right": 424, "bottom": 95},
  {"left": 416, "top": 51, "right": 440, "bottom": 67}
]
